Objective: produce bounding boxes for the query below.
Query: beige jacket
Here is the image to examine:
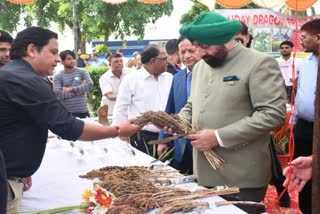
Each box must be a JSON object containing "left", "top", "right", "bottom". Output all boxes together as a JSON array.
[{"left": 179, "top": 44, "right": 287, "bottom": 188}]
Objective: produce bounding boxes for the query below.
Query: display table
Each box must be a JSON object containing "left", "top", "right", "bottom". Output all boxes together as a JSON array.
[{"left": 19, "top": 135, "right": 246, "bottom": 214}]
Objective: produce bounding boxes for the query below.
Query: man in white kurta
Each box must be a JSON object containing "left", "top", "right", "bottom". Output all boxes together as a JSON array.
[
  {"left": 276, "top": 40, "right": 301, "bottom": 103},
  {"left": 99, "top": 53, "right": 130, "bottom": 116}
]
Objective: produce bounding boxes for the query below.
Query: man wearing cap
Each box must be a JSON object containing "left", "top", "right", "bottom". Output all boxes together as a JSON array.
[{"left": 178, "top": 12, "right": 287, "bottom": 202}]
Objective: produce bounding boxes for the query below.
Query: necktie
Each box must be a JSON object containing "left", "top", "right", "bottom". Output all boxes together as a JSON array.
[{"left": 186, "top": 72, "right": 192, "bottom": 97}]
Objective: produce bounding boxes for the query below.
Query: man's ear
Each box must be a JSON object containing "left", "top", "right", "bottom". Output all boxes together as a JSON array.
[{"left": 26, "top": 44, "right": 38, "bottom": 58}]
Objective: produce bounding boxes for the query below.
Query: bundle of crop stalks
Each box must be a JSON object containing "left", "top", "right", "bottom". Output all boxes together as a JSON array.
[
  {"left": 80, "top": 166, "right": 181, "bottom": 187},
  {"left": 80, "top": 165, "right": 240, "bottom": 214},
  {"left": 111, "top": 187, "right": 239, "bottom": 214},
  {"left": 133, "top": 111, "right": 225, "bottom": 170}
]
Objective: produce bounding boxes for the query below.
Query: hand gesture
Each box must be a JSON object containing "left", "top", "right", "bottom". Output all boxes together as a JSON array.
[{"left": 283, "top": 156, "right": 312, "bottom": 192}]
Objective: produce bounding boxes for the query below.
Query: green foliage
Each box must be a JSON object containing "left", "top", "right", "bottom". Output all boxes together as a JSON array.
[
  {"left": 0, "top": 2, "right": 21, "bottom": 32},
  {"left": 180, "top": 1, "right": 209, "bottom": 25},
  {"left": 0, "top": 0, "right": 173, "bottom": 52},
  {"left": 94, "top": 44, "right": 108, "bottom": 55},
  {"left": 85, "top": 66, "right": 109, "bottom": 116}
]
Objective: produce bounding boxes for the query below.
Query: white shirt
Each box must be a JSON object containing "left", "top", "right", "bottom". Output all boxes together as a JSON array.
[
  {"left": 277, "top": 56, "right": 301, "bottom": 86},
  {"left": 112, "top": 66, "right": 173, "bottom": 133},
  {"left": 99, "top": 68, "right": 130, "bottom": 115}
]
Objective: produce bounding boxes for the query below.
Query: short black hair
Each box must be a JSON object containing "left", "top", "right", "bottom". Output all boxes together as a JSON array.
[
  {"left": 105, "top": 52, "right": 112, "bottom": 59},
  {"left": 59, "top": 50, "right": 76, "bottom": 61},
  {"left": 109, "top": 53, "right": 122, "bottom": 62},
  {"left": 237, "top": 21, "right": 249, "bottom": 35},
  {"left": 141, "top": 45, "right": 160, "bottom": 64},
  {"left": 165, "top": 39, "right": 179, "bottom": 55},
  {"left": 280, "top": 41, "right": 294, "bottom": 48},
  {"left": 10, "top": 27, "right": 58, "bottom": 60},
  {"left": 0, "top": 30, "right": 13, "bottom": 43},
  {"left": 301, "top": 19, "right": 320, "bottom": 35},
  {"left": 246, "top": 34, "right": 253, "bottom": 48}
]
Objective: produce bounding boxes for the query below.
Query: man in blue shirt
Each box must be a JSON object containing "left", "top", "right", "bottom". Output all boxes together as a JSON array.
[{"left": 293, "top": 18, "right": 320, "bottom": 214}]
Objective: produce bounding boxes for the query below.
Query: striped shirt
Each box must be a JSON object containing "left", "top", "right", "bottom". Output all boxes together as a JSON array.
[{"left": 53, "top": 67, "right": 93, "bottom": 114}]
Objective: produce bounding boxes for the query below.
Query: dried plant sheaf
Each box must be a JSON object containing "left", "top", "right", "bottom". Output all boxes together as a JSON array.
[
  {"left": 133, "top": 111, "right": 225, "bottom": 170},
  {"left": 80, "top": 165, "right": 240, "bottom": 214}
]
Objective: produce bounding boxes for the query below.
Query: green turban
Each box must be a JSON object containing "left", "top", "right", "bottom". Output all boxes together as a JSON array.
[{"left": 179, "top": 12, "right": 242, "bottom": 46}]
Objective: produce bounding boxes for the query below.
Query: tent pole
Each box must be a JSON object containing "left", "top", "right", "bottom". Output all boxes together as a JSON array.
[{"left": 312, "top": 59, "right": 320, "bottom": 214}]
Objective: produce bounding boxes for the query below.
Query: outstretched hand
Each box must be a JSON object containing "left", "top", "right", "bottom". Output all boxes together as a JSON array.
[{"left": 118, "top": 118, "right": 142, "bottom": 137}]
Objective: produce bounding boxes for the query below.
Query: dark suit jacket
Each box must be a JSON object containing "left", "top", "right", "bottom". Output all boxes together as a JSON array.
[
  {"left": 159, "top": 68, "right": 192, "bottom": 164},
  {"left": 167, "top": 63, "right": 182, "bottom": 76}
]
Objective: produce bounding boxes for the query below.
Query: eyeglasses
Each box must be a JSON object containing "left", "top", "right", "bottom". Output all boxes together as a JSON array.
[
  {"left": 0, "top": 48, "right": 10, "bottom": 53},
  {"left": 155, "top": 56, "right": 168, "bottom": 62}
]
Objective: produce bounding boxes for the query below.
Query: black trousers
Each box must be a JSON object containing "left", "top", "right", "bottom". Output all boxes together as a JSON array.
[
  {"left": 130, "top": 130, "right": 159, "bottom": 158},
  {"left": 269, "top": 138, "right": 290, "bottom": 201},
  {"left": 294, "top": 118, "right": 313, "bottom": 214},
  {"left": 172, "top": 143, "right": 193, "bottom": 175},
  {"left": 286, "top": 86, "right": 293, "bottom": 103},
  {"left": 0, "top": 151, "right": 7, "bottom": 214}
]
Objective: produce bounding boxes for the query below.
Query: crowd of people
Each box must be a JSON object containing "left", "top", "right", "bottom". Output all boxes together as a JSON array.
[{"left": 0, "top": 12, "right": 319, "bottom": 214}]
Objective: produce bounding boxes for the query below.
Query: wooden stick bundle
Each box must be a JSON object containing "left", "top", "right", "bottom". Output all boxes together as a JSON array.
[{"left": 133, "top": 111, "right": 225, "bottom": 170}]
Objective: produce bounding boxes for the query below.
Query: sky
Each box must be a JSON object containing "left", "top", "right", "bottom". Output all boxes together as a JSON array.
[{"left": 116, "top": 0, "right": 193, "bottom": 40}]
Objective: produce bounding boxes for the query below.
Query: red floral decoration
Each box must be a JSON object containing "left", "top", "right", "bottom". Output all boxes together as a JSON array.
[{"left": 95, "top": 189, "right": 114, "bottom": 207}]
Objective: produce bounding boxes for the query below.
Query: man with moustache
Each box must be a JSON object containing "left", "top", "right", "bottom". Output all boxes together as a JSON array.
[
  {"left": 112, "top": 45, "right": 173, "bottom": 156},
  {"left": 290, "top": 19, "right": 320, "bottom": 214},
  {"left": 99, "top": 53, "right": 130, "bottom": 116},
  {"left": 0, "top": 29, "right": 13, "bottom": 214},
  {"left": 0, "top": 30, "right": 13, "bottom": 67},
  {"left": 178, "top": 12, "right": 287, "bottom": 202},
  {"left": 158, "top": 36, "right": 203, "bottom": 174},
  {"left": 277, "top": 40, "right": 301, "bottom": 103}
]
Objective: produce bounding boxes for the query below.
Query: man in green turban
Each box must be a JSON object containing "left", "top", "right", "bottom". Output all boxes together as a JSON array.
[{"left": 178, "top": 12, "right": 287, "bottom": 203}]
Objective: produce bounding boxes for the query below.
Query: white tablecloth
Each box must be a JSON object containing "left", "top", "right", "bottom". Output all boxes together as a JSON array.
[{"left": 19, "top": 136, "right": 246, "bottom": 214}]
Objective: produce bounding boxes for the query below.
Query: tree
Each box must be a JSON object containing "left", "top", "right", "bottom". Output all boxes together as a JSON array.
[
  {"left": 0, "top": 1, "right": 21, "bottom": 32},
  {"left": 0, "top": 0, "right": 173, "bottom": 52}
]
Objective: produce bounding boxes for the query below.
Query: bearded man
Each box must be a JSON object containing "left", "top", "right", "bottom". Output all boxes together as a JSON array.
[{"left": 177, "top": 12, "right": 287, "bottom": 202}]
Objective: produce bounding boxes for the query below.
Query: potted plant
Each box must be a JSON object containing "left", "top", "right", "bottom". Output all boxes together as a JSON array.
[{"left": 271, "top": 111, "right": 292, "bottom": 168}]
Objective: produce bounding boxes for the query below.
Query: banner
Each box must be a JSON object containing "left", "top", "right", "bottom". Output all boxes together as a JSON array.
[{"left": 217, "top": 9, "right": 320, "bottom": 53}]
